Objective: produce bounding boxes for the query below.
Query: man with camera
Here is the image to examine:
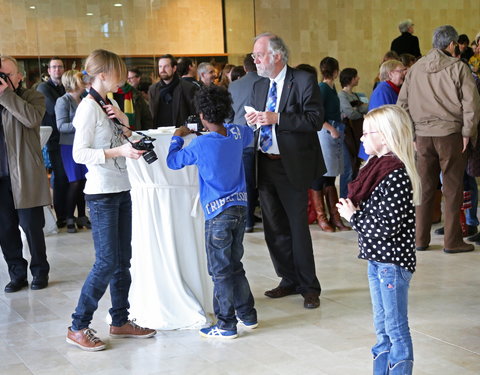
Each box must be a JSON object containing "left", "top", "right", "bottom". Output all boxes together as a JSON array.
[{"left": 0, "top": 55, "right": 51, "bottom": 292}]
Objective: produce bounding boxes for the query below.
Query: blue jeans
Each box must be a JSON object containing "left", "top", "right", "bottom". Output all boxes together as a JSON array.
[
  {"left": 368, "top": 261, "right": 413, "bottom": 375},
  {"left": 205, "top": 206, "right": 257, "bottom": 331},
  {"left": 242, "top": 147, "right": 257, "bottom": 228},
  {"left": 465, "top": 174, "right": 479, "bottom": 226},
  {"left": 71, "top": 191, "right": 132, "bottom": 330}
]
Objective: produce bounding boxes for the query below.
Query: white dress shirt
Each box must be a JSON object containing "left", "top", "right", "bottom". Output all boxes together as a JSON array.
[{"left": 258, "top": 64, "right": 287, "bottom": 155}]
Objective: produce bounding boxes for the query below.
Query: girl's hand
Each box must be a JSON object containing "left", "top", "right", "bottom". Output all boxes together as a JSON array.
[
  {"left": 120, "top": 142, "right": 145, "bottom": 159},
  {"left": 336, "top": 198, "right": 359, "bottom": 222},
  {"left": 103, "top": 104, "right": 129, "bottom": 127}
]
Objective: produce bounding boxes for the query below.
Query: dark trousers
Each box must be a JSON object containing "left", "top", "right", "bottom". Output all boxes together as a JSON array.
[
  {"left": 49, "top": 149, "right": 69, "bottom": 221},
  {"left": 0, "top": 176, "right": 49, "bottom": 282},
  {"left": 257, "top": 153, "right": 321, "bottom": 295},
  {"left": 416, "top": 134, "right": 466, "bottom": 250}
]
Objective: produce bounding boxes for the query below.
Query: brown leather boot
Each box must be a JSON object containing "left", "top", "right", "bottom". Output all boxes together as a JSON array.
[
  {"left": 324, "top": 186, "right": 351, "bottom": 231},
  {"left": 307, "top": 189, "right": 317, "bottom": 225},
  {"left": 311, "top": 189, "right": 335, "bottom": 232},
  {"left": 431, "top": 189, "right": 442, "bottom": 224}
]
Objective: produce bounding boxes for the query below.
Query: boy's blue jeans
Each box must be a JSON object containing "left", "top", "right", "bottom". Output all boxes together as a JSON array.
[
  {"left": 368, "top": 261, "right": 414, "bottom": 375},
  {"left": 205, "top": 205, "right": 257, "bottom": 331},
  {"left": 71, "top": 192, "right": 132, "bottom": 330}
]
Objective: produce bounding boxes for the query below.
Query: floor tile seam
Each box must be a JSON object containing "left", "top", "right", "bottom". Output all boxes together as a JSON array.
[{"left": 411, "top": 328, "right": 480, "bottom": 356}]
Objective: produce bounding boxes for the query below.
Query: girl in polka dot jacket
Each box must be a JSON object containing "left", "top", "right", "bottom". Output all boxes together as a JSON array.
[{"left": 337, "top": 105, "right": 421, "bottom": 375}]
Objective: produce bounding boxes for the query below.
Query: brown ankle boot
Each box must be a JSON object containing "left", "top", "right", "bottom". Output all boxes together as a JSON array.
[
  {"left": 311, "top": 189, "right": 335, "bottom": 232},
  {"left": 324, "top": 186, "right": 351, "bottom": 231},
  {"left": 431, "top": 189, "right": 442, "bottom": 224}
]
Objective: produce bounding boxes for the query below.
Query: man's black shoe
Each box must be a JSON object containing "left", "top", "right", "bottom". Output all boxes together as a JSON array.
[
  {"left": 264, "top": 286, "right": 299, "bottom": 298},
  {"left": 303, "top": 293, "right": 320, "bottom": 309},
  {"left": 434, "top": 227, "right": 444, "bottom": 235},
  {"left": 464, "top": 225, "right": 478, "bottom": 237},
  {"left": 31, "top": 276, "right": 49, "bottom": 290},
  {"left": 416, "top": 246, "right": 429, "bottom": 251},
  {"left": 467, "top": 232, "right": 480, "bottom": 242},
  {"left": 5, "top": 279, "right": 28, "bottom": 293}
]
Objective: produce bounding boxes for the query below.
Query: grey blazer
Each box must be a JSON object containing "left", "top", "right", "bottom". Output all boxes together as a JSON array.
[
  {"left": 228, "top": 71, "right": 263, "bottom": 125},
  {"left": 55, "top": 93, "right": 78, "bottom": 145}
]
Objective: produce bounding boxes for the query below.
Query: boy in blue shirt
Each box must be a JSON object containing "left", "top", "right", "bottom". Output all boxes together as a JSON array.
[{"left": 167, "top": 85, "right": 257, "bottom": 339}]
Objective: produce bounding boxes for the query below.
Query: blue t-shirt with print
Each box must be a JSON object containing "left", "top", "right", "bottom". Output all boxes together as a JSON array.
[{"left": 167, "top": 124, "right": 254, "bottom": 220}]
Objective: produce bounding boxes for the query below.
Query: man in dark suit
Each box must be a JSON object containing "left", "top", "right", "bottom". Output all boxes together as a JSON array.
[
  {"left": 245, "top": 33, "right": 325, "bottom": 309},
  {"left": 37, "top": 57, "right": 68, "bottom": 229},
  {"left": 390, "top": 19, "right": 421, "bottom": 58},
  {"left": 148, "top": 54, "right": 197, "bottom": 127},
  {"left": 228, "top": 54, "right": 263, "bottom": 232}
]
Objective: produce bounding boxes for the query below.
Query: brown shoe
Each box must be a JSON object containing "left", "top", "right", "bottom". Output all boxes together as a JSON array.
[
  {"left": 303, "top": 293, "right": 320, "bottom": 309},
  {"left": 110, "top": 319, "right": 157, "bottom": 338},
  {"left": 264, "top": 285, "right": 299, "bottom": 298},
  {"left": 66, "top": 327, "right": 106, "bottom": 351}
]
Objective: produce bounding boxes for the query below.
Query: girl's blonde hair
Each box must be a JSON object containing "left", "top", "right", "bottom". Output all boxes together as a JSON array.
[
  {"left": 83, "top": 49, "right": 127, "bottom": 84},
  {"left": 363, "top": 105, "right": 421, "bottom": 205},
  {"left": 61, "top": 70, "right": 85, "bottom": 92}
]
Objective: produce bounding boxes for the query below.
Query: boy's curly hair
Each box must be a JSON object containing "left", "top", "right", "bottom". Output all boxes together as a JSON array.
[{"left": 194, "top": 85, "right": 233, "bottom": 125}]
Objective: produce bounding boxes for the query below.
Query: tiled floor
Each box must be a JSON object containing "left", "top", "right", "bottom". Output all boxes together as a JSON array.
[{"left": 0, "top": 222, "right": 479, "bottom": 374}]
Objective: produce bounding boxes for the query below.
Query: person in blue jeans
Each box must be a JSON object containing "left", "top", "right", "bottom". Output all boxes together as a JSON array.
[
  {"left": 337, "top": 105, "right": 421, "bottom": 375},
  {"left": 167, "top": 85, "right": 257, "bottom": 339},
  {"left": 67, "top": 49, "right": 156, "bottom": 351}
]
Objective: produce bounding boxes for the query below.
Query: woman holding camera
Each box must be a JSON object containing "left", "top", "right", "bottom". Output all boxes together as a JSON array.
[{"left": 67, "top": 49, "right": 156, "bottom": 351}]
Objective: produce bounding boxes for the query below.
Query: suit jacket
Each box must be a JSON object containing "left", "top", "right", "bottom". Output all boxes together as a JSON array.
[
  {"left": 37, "top": 79, "right": 65, "bottom": 150},
  {"left": 250, "top": 66, "right": 326, "bottom": 190},
  {"left": 148, "top": 78, "right": 197, "bottom": 127},
  {"left": 228, "top": 71, "right": 263, "bottom": 125},
  {"left": 390, "top": 32, "right": 421, "bottom": 58}
]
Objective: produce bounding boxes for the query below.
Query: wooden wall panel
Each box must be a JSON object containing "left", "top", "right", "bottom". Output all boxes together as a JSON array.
[
  {"left": 0, "top": 0, "right": 224, "bottom": 57},
  {"left": 225, "top": 0, "right": 480, "bottom": 95}
]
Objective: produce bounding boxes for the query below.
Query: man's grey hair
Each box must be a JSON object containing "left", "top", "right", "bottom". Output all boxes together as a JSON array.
[
  {"left": 398, "top": 19, "right": 413, "bottom": 33},
  {"left": 255, "top": 32, "right": 289, "bottom": 64},
  {"left": 432, "top": 25, "right": 458, "bottom": 50},
  {"left": 197, "top": 62, "right": 213, "bottom": 76}
]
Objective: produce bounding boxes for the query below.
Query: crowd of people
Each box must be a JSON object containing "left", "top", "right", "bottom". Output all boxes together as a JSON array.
[{"left": 1, "top": 19, "right": 480, "bottom": 375}]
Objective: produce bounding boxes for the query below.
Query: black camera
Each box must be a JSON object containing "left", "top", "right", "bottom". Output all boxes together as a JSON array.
[
  {"left": 131, "top": 134, "right": 158, "bottom": 164},
  {"left": 0, "top": 72, "right": 8, "bottom": 81}
]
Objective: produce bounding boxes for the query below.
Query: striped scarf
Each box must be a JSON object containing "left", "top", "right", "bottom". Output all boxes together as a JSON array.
[{"left": 107, "top": 83, "right": 135, "bottom": 128}]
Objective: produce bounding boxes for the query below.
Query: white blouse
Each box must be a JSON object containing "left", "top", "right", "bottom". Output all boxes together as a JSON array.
[{"left": 72, "top": 97, "right": 130, "bottom": 195}]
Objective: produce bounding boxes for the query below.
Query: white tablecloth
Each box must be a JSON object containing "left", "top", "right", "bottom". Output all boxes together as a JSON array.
[
  {"left": 40, "top": 126, "right": 58, "bottom": 236},
  {"left": 126, "top": 130, "right": 213, "bottom": 330}
]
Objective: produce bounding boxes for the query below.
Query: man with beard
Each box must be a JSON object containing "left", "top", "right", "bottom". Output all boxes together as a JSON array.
[
  {"left": 148, "top": 54, "right": 197, "bottom": 127},
  {"left": 245, "top": 33, "right": 325, "bottom": 309}
]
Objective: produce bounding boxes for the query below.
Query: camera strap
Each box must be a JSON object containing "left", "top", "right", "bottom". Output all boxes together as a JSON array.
[{"left": 88, "top": 87, "right": 124, "bottom": 127}]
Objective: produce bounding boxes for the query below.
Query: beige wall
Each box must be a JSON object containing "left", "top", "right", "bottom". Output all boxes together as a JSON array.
[
  {"left": 226, "top": 0, "right": 480, "bottom": 95},
  {"left": 2, "top": 0, "right": 480, "bottom": 95},
  {"left": 0, "top": 0, "right": 224, "bottom": 56}
]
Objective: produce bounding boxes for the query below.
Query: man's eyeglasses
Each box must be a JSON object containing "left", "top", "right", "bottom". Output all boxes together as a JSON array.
[{"left": 251, "top": 52, "right": 272, "bottom": 60}]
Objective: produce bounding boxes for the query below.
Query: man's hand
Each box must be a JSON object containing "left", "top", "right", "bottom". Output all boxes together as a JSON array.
[
  {"left": 174, "top": 126, "right": 193, "bottom": 137},
  {"left": 462, "top": 136, "right": 469, "bottom": 153},
  {"left": 256, "top": 111, "right": 278, "bottom": 126},
  {"left": 245, "top": 111, "right": 258, "bottom": 125},
  {"left": 336, "top": 198, "right": 359, "bottom": 222},
  {"left": 0, "top": 77, "right": 9, "bottom": 95}
]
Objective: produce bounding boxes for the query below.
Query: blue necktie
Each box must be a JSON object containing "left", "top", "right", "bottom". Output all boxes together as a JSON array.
[{"left": 260, "top": 81, "right": 277, "bottom": 152}]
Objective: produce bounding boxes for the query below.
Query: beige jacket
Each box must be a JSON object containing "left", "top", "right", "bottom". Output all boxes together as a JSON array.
[
  {"left": 0, "top": 87, "right": 51, "bottom": 209},
  {"left": 398, "top": 49, "right": 480, "bottom": 142}
]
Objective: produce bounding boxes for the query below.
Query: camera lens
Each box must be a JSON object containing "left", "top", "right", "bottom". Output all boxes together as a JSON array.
[{"left": 143, "top": 150, "right": 158, "bottom": 164}]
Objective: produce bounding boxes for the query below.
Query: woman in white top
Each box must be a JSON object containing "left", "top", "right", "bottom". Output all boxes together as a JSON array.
[{"left": 66, "top": 49, "right": 156, "bottom": 352}]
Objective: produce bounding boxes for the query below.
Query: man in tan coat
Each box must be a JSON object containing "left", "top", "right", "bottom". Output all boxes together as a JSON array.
[
  {"left": 398, "top": 25, "right": 480, "bottom": 254},
  {"left": 0, "top": 55, "right": 51, "bottom": 292}
]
